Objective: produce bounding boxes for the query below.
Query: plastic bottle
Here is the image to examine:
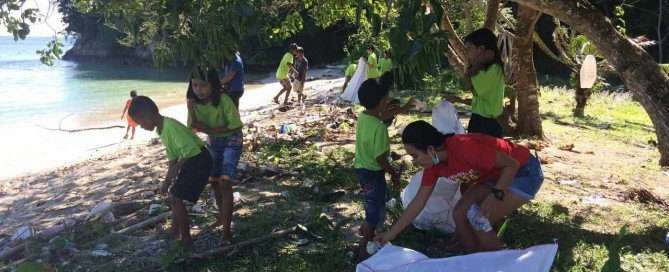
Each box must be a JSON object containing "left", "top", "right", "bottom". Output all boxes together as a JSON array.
[{"left": 466, "top": 204, "right": 493, "bottom": 232}]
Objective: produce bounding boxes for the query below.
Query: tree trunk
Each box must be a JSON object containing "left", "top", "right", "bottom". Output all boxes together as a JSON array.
[
  {"left": 574, "top": 83, "right": 592, "bottom": 117},
  {"left": 484, "top": 0, "right": 501, "bottom": 30},
  {"left": 510, "top": 0, "right": 669, "bottom": 166},
  {"left": 463, "top": 1, "right": 474, "bottom": 33},
  {"left": 512, "top": 6, "right": 543, "bottom": 137},
  {"left": 440, "top": 8, "right": 467, "bottom": 63}
]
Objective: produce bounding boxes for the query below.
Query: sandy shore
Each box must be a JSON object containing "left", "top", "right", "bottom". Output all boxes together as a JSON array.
[
  {"left": 0, "top": 67, "right": 345, "bottom": 180},
  {"left": 0, "top": 67, "right": 345, "bottom": 240}
]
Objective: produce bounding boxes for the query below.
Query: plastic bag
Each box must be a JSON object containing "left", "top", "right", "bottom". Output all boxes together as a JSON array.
[
  {"left": 400, "top": 170, "right": 461, "bottom": 234},
  {"left": 340, "top": 57, "right": 368, "bottom": 103}
]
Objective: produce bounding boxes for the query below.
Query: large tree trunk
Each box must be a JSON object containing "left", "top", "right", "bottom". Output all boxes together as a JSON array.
[
  {"left": 440, "top": 7, "right": 467, "bottom": 76},
  {"left": 484, "top": 0, "right": 501, "bottom": 30},
  {"left": 510, "top": 0, "right": 669, "bottom": 166},
  {"left": 512, "top": 6, "right": 543, "bottom": 137}
]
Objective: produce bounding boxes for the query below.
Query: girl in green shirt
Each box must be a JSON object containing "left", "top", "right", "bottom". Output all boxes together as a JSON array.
[
  {"left": 463, "top": 28, "right": 505, "bottom": 138},
  {"left": 187, "top": 66, "right": 244, "bottom": 242}
]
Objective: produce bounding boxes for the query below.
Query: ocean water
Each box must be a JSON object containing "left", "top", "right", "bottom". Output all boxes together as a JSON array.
[
  {"left": 0, "top": 37, "right": 191, "bottom": 179},
  {"left": 0, "top": 36, "right": 190, "bottom": 126}
]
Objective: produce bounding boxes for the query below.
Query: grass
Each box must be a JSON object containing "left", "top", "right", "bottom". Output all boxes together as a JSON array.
[{"left": 195, "top": 80, "right": 669, "bottom": 271}]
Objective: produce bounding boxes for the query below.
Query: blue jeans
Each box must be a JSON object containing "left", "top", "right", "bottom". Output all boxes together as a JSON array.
[
  {"left": 208, "top": 131, "right": 243, "bottom": 179},
  {"left": 355, "top": 168, "right": 387, "bottom": 229},
  {"left": 507, "top": 154, "right": 544, "bottom": 200}
]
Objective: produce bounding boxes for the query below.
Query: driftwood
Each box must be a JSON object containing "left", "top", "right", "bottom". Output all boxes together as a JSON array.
[
  {"left": 179, "top": 224, "right": 308, "bottom": 262},
  {"left": 116, "top": 212, "right": 171, "bottom": 234},
  {"left": 36, "top": 124, "right": 124, "bottom": 133}
]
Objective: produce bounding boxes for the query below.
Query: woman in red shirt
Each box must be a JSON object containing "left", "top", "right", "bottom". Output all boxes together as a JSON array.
[{"left": 375, "top": 120, "right": 543, "bottom": 252}]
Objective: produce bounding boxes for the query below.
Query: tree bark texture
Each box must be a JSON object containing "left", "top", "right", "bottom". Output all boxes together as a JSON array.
[
  {"left": 512, "top": 5, "right": 544, "bottom": 137},
  {"left": 511, "top": 0, "right": 669, "bottom": 165},
  {"left": 484, "top": 0, "right": 501, "bottom": 30}
]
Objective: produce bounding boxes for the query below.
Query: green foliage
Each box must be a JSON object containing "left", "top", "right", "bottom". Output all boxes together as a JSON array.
[
  {"left": 36, "top": 39, "right": 64, "bottom": 66},
  {"left": 389, "top": 0, "right": 448, "bottom": 87}
]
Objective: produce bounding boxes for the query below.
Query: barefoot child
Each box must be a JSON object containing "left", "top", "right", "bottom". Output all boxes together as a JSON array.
[
  {"left": 187, "top": 66, "right": 243, "bottom": 242},
  {"left": 463, "top": 28, "right": 506, "bottom": 138},
  {"left": 293, "top": 47, "right": 309, "bottom": 106},
  {"left": 354, "top": 77, "right": 401, "bottom": 259},
  {"left": 273, "top": 43, "right": 298, "bottom": 105},
  {"left": 120, "top": 90, "right": 138, "bottom": 140},
  {"left": 128, "top": 96, "right": 212, "bottom": 247}
]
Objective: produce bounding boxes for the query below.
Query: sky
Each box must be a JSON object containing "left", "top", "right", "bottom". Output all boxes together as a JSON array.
[{"left": 0, "top": 0, "right": 66, "bottom": 37}]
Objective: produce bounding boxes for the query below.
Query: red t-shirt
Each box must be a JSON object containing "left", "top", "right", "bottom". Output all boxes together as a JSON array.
[{"left": 421, "top": 134, "right": 530, "bottom": 187}]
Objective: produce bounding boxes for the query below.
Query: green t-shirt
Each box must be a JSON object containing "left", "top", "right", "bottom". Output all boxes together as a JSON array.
[
  {"left": 367, "top": 52, "right": 381, "bottom": 79},
  {"left": 276, "top": 52, "right": 294, "bottom": 80},
  {"left": 189, "top": 95, "right": 243, "bottom": 137},
  {"left": 345, "top": 63, "right": 357, "bottom": 77},
  {"left": 354, "top": 112, "right": 390, "bottom": 170},
  {"left": 379, "top": 57, "right": 392, "bottom": 74},
  {"left": 471, "top": 64, "right": 505, "bottom": 118},
  {"left": 159, "top": 117, "right": 204, "bottom": 161}
]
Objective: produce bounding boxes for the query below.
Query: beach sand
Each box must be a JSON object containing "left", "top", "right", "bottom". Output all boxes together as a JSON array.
[
  {"left": 0, "top": 68, "right": 344, "bottom": 180},
  {"left": 0, "top": 67, "right": 346, "bottom": 248}
]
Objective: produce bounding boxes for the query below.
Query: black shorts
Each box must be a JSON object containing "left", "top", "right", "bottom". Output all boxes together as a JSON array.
[
  {"left": 467, "top": 113, "right": 503, "bottom": 138},
  {"left": 170, "top": 149, "right": 213, "bottom": 203}
]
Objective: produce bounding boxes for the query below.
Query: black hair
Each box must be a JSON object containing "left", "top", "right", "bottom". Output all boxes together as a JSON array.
[
  {"left": 464, "top": 28, "right": 503, "bottom": 71},
  {"left": 358, "top": 73, "right": 393, "bottom": 109},
  {"left": 401, "top": 120, "right": 453, "bottom": 151},
  {"left": 186, "top": 66, "right": 222, "bottom": 107},
  {"left": 130, "top": 90, "right": 137, "bottom": 97},
  {"left": 128, "top": 96, "right": 159, "bottom": 120},
  {"left": 296, "top": 47, "right": 304, "bottom": 53},
  {"left": 289, "top": 43, "right": 298, "bottom": 51}
]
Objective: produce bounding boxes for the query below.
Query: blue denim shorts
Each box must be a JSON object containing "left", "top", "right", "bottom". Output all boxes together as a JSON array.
[
  {"left": 208, "top": 131, "right": 243, "bottom": 179},
  {"left": 507, "top": 154, "right": 544, "bottom": 200},
  {"left": 355, "top": 168, "right": 387, "bottom": 229}
]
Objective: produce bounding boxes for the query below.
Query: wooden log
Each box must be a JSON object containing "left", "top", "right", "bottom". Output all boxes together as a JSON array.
[
  {"left": 180, "top": 225, "right": 302, "bottom": 262},
  {"left": 115, "top": 212, "right": 170, "bottom": 234}
]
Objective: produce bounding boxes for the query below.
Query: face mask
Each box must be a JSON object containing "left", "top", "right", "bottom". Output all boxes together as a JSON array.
[{"left": 430, "top": 150, "right": 440, "bottom": 165}]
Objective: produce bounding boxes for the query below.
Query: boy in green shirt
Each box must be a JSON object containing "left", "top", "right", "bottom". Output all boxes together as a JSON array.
[
  {"left": 129, "top": 96, "right": 212, "bottom": 248},
  {"left": 273, "top": 43, "right": 299, "bottom": 106},
  {"left": 354, "top": 74, "right": 413, "bottom": 259}
]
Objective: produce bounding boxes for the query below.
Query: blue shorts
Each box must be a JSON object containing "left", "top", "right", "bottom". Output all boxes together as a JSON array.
[
  {"left": 355, "top": 168, "right": 387, "bottom": 229},
  {"left": 208, "top": 131, "right": 243, "bottom": 179},
  {"left": 507, "top": 154, "right": 544, "bottom": 200}
]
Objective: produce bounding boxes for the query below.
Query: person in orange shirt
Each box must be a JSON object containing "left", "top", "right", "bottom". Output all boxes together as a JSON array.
[{"left": 121, "top": 90, "right": 138, "bottom": 140}]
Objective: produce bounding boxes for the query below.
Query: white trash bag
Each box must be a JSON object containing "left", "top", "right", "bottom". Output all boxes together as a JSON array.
[
  {"left": 400, "top": 170, "right": 461, "bottom": 234},
  {"left": 340, "top": 57, "right": 368, "bottom": 103},
  {"left": 357, "top": 243, "right": 559, "bottom": 272},
  {"left": 432, "top": 100, "right": 464, "bottom": 135}
]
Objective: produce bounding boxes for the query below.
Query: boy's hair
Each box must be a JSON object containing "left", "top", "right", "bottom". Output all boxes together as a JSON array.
[
  {"left": 128, "top": 96, "right": 159, "bottom": 120},
  {"left": 401, "top": 120, "right": 452, "bottom": 151},
  {"left": 289, "top": 43, "right": 298, "bottom": 51},
  {"left": 186, "top": 66, "right": 222, "bottom": 107},
  {"left": 464, "top": 28, "right": 503, "bottom": 71},
  {"left": 358, "top": 73, "right": 393, "bottom": 109},
  {"left": 296, "top": 47, "right": 304, "bottom": 54},
  {"left": 130, "top": 90, "right": 137, "bottom": 97}
]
